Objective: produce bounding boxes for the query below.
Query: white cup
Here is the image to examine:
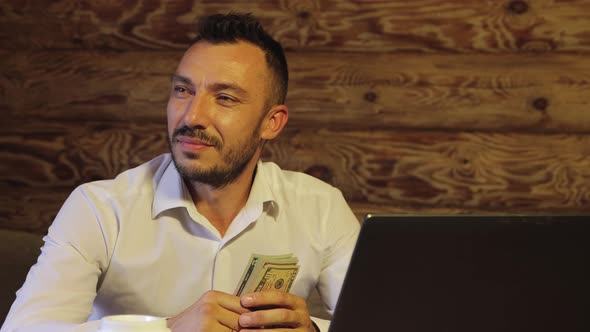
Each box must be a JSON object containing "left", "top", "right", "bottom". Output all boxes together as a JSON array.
[{"left": 99, "top": 314, "right": 171, "bottom": 332}]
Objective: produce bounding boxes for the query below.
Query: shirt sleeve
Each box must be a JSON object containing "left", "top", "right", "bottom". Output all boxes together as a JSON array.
[
  {"left": 314, "top": 188, "right": 361, "bottom": 331},
  {"left": 1, "top": 186, "right": 112, "bottom": 332}
]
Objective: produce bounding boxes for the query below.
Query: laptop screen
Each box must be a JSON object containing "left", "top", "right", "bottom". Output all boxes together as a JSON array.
[{"left": 328, "top": 215, "right": 590, "bottom": 332}]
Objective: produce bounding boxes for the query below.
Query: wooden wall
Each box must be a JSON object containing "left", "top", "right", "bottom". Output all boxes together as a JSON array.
[{"left": 1, "top": 0, "right": 590, "bottom": 234}]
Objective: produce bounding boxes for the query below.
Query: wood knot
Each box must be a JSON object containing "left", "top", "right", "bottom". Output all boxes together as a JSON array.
[
  {"left": 520, "top": 40, "right": 556, "bottom": 52},
  {"left": 297, "top": 11, "right": 311, "bottom": 20},
  {"left": 532, "top": 97, "right": 549, "bottom": 111},
  {"left": 364, "top": 91, "right": 378, "bottom": 103},
  {"left": 508, "top": 0, "right": 529, "bottom": 14},
  {"left": 304, "top": 165, "right": 333, "bottom": 183}
]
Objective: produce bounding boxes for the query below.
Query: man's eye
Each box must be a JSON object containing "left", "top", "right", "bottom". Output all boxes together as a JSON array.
[
  {"left": 172, "top": 86, "right": 192, "bottom": 98},
  {"left": 173, "top": 86, "right": 188, "bottom": 93},
  {"left": 217, "top": 95, "right": 238, "bottom": 104}
]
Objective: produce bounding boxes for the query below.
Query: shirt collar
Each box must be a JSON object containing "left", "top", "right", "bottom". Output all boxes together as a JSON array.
[
  {"left": 152, "top": 160, "right": 192, "bottom": 219},
  {"left": 152, "top": 159, "right": 279, "bottom": 220},
  {"left": 245, "top": 161, "right": 280, "bottom": 221}
]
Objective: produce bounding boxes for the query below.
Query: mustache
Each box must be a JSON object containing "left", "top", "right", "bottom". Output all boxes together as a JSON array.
[{"left": 172, "top": 126, "right": 222, "bottom": 148}]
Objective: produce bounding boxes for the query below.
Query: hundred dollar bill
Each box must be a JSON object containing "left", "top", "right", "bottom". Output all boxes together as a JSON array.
[{"left": 235, "top": 253, "right": 299, "bottom": 296}]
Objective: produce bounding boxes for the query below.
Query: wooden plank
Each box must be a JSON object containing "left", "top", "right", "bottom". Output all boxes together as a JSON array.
[
  {"left": 0, "top": 190, "right": 70, "bottom": 234},
  {"left": 0, "top": 122, "right": 168, "bottom": 189},
  {"left": 271, "top": 128, "right": 590, "bottom": 213},
  {"left": 2, "top": 121, "right": 590, "bottom": 232},
  {"left": 1, "top": 0, "right": 590, "bottom": 52},
  {"left": 2, "top": 50, "right": 590, "bottom": 132}
]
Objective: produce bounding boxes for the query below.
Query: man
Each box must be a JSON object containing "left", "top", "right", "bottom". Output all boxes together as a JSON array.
[{"left": 1, "top": 13, "right": 359, "bottom": 332}]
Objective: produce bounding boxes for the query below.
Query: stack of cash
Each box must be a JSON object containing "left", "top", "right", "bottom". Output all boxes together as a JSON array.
[{"left": 234, "top": 254, "right": 300, "bottom": 296}]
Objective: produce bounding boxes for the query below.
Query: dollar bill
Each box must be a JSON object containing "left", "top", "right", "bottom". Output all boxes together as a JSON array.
[
  {"left": 253, "top": 264, "right": 299, "bottom": 293},
  {"left": 234, "top": 253, "right": 299, "bottom": 296}
]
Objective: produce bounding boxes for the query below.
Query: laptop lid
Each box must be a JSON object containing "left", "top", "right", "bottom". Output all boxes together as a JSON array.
[{"left": 328, "top": 214, "right": 590, "bottom": 332}]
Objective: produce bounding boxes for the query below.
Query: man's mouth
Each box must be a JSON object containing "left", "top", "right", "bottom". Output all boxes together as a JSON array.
[
  {"left": 175, "top": 135, "right": 216, "bottom": 152},
  {"left": 176, "top": 136, "right": 213, "bottom": 145},
  {"left": 172, "top": 126, "right": 221, "bottom": 149}
]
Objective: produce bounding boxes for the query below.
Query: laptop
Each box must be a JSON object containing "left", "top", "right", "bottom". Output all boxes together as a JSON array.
[{"left": 328, "top": 214, "right": 590, "bottom": 332}]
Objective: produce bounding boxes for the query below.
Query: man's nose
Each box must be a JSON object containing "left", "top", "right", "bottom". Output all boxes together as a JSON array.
[{"left": 183, "top": 92, "right": 210, "bottom": 128}]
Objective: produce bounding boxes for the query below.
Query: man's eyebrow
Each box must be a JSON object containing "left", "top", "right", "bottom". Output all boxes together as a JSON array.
[
  {"left": 171, "top": 74, "right": 248, "bottom": 96},
  {"left": 171, "top": 74, "right": 193, "bottom": 86},
  {"left": 209, "top": 82, "right": 248, "bottom": 96}
]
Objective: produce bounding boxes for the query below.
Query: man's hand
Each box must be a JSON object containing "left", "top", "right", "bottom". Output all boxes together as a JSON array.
[
  {"left": 167, "top": 290, "right": 251, "bottom": 332},
  {"left": 238, "top": 290, "right": 318, "bottom": 331}
]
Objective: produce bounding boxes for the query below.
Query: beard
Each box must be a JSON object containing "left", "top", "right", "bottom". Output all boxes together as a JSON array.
[{"left": 167, "top": 124, "right": 262, "bottom": 188}]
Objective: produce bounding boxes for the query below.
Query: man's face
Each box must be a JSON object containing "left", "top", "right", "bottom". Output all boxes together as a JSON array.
[{"left": 167, "top": 41, "right": 272, "bottom": 187}]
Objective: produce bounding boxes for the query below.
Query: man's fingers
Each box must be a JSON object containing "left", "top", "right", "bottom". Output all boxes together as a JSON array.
[
  {"left": 240, "top": 290, "right": 303, "bottom": 310},
  {"left": 238, "top": 291, "right": 313, "bottom": 330},
  {"left": 207, "top": 291, "right": 251, "bottom": 314},
  {"left": 200, "top": 291, "right": 252, "bottom": 330},
  {"left": 168, "top": 290, "right": 252, "bottom": 332},
  {"left": 239, "top": 307, "right": 300, "bottom": 329},
  {"left": 216, "top": 310, "right": 242, "bottom": 332}
]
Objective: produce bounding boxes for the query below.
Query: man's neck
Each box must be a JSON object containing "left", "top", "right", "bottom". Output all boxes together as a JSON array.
[{"left": 186, "top": 159, "right": 258, "bottom": 237}]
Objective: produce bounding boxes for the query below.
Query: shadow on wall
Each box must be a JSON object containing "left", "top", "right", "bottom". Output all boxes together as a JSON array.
[{"left": 0, "top": 230, "right": 43, "bottom": 326}]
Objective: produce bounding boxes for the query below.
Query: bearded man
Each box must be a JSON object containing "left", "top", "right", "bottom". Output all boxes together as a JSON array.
[{"left": 1, "top": 13, "right": 359, "bottom": 332}]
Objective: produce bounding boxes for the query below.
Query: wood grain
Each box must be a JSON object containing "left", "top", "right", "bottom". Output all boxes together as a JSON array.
[
  {"left": 1, "top": 0, "right": 590, "bottom": 52},
  {"left": 2, "top": 0, "right": 590, "bottom": 236},
  {"left": 271, "top": 128, "right": 590, "bottom": 212},
  {"left": 2, "top": 121, "right": 590, "bottom": 233},
  {"left": 2, "top": 50, "right": 589, "bottom": 132}
]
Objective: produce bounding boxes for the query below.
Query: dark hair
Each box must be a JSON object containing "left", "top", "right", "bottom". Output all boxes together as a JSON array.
[{"left": 192, "top": 13, "right": 288, "bottom": 105}]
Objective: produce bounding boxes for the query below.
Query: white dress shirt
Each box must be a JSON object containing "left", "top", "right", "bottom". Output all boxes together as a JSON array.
[{"left": 2, "top": 153, "right": 360, "bottom": 332}]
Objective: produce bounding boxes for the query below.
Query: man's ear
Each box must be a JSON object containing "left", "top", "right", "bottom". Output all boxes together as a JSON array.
[{"left": 260, "top": 104, "right": 289, "bottom": 140}]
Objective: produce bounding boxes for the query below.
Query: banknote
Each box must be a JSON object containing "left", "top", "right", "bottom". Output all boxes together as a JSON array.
[
  {"left": 252, "top": 264, "right": 299, "bottom": 293},
  {"left": 234, "top": 254, "right": 299, "bottom": 296}
]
